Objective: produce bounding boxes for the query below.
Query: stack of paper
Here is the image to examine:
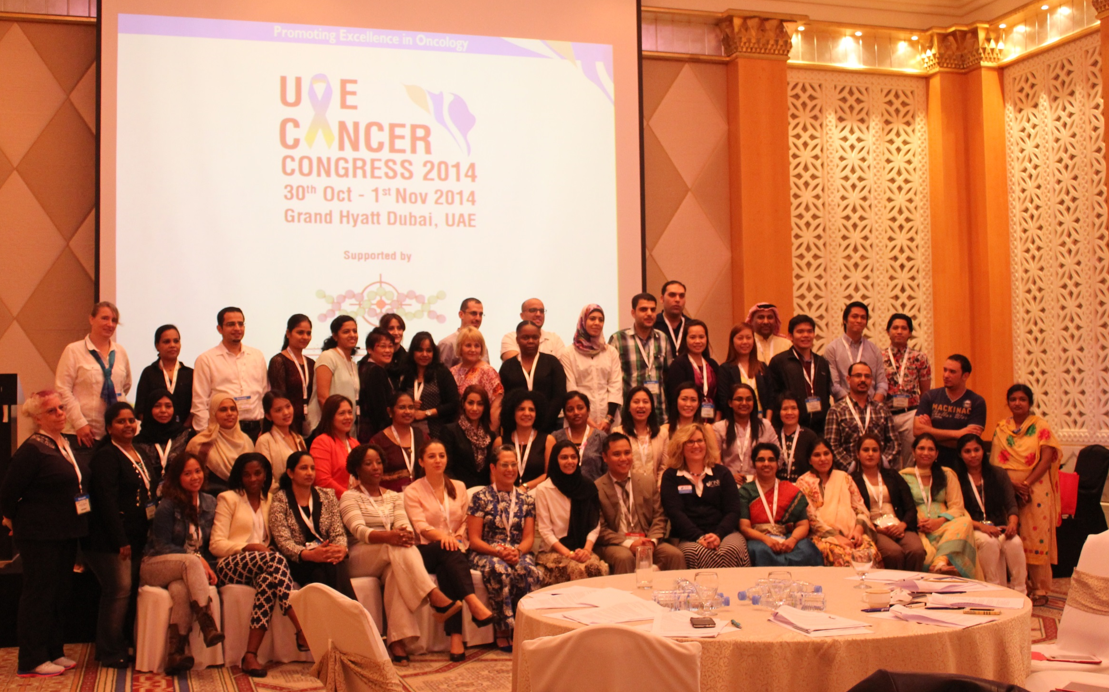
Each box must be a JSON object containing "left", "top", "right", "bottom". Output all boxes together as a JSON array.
[
  {"left": 889, "top": 605, "right": 998, "bottom": 628},
  {"left": 559, "top": 599, "right": 664, "bottom": 625},
  {"left": 770, "top": 606, "right": 872, "bottom": 637},
  {"left": 926, "top": 594, "right": 1026, "bottom": 609},
  {"left": 522, "top": 586, "right": 640, "bottom": 610},
  {"left": 851, "top": 570, "right": 930, "bottom": 583},
  {"left": 891, "top": 577, "right": 995, "bottom": 593},
  {"left": 650, "top": 611, "right": 732, "bottom": 638}
]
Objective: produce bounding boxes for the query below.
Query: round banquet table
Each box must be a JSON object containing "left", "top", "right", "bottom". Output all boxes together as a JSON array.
[{"left": 511, "top": 567, "right": 1031, "bottom": 692}]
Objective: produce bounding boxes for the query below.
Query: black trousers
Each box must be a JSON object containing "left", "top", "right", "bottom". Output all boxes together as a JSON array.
[
  {"left": 16, "top": 538, "right": 79, "bottom": 671},
  {"left": 289, "top": 557, "right": 356, "bottom": 600},
  {"left": 416, "top": 543, "right": 475, "bottom": 635}
]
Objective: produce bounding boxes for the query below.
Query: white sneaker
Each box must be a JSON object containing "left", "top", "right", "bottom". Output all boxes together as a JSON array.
[
  {"left": 18, "top": 662, "right": 65, "bottom": 678},
  {"left": 53, "top": 657, "right": 77, "bottom": 670}
]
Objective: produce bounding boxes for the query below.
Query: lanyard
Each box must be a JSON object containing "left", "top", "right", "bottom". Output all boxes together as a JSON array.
[
  {"left": 569, "top": 426, "right": 591, "bottom": 461},
  {"left": 779, "top": 430, "right": 797, "bottom": 478},
  {"left": 636, "top": 432, "right": 651, "bottom": 467},
  {"left": 355, "top": 483, "right": 393, "bottom": 530},
  {"left": 513, "top": 430, "right": 536, "bottom": 469},
  {"left": 154, "top": 439, "right": 173, "bottom": 471},
  {"left": 634, "top": 335, "right": 656, "bottom": 379},
  {"left": 692, "top": 356, "right": 710, "bottom": 398},
  {"left": 969, "top": 476, "right": 987, "bottom": 517},
  {"left": 847, "top": 399, "right": 873, "bottom": 434},
  {"left": 162, "top": 360, "right": 181, "bottom": 393},
  {"left": 733, "top": 422, "right": 752, "bottom": 463},
  {"left": 56, "top": 436, "right": 83, "bottom": 492},
  {"left": 113, "top": 441, "right": 151, "bottom": 494},
  {"left": 297, "top": 493, "right": 324, "bottom": 541},
  {"left": 756, "top": 478, "right": 780, "bottom": 525},
  {"left": 914, "top": 467, "right": 932, "bottom": 516},
  {"left": 842, "top": 336, "right": 864, "bottom": 365},
  {"left": 287, "top": 351, "right": 310, "bottom": 403},
  {"left": 518, "top": 355, "right": 539, "bottom": 391},
  {"left": 615, "top": 478, "right": 636, "bottom": 531},
  {"left": 862, "top": 472, "right": 885, "bottom": 511},
  {"left": 391, "top": 426, "right": 415, "bottom": 475},
  {"left": 413, "top": 377, "right": 424, "bottom": 404},
  {"left": 887, "top": 348, "right": 910, "bottom": 389},
  {"left": 794, "top": 349, "right": 815, "bottom": 396},
  {"left": 497, "top": 488, "right": 517, "bottom": 535},
  {"left": 664, "top": 316, "right": 684, "bottom": 350}
]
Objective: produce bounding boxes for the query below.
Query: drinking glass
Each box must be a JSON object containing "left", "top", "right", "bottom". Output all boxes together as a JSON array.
[
  {"left": 850, "top": 547, "right": 875, "bottom": 589},
  {"left": 693, "top": 571, "right": 719, "bottom": 615},
  {"left": 635, "top": 544, "right": 654, "bottom": 589}
]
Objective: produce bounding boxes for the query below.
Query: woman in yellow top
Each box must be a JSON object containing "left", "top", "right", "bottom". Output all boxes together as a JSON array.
[{"left": 989, "top": 384, "right": 1061, "bottom": 606}]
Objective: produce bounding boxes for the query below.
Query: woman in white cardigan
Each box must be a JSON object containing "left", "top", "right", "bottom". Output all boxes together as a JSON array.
[
  {"left": 339, "top": 442, "right": 463, "bottom": 665},
  {"left": 253, "top": 392, "right": 307, "bottom": 489},
  {"left": 210, "top": 453, "right": 306, "bottom": 677}
]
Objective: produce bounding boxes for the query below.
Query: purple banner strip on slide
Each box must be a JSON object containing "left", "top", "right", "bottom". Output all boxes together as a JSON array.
[{"left": 117, "top": 14, "right": 610, "bottom": 61}]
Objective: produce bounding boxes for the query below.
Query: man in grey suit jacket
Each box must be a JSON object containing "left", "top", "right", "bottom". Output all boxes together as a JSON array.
[{"left": 593, "top": 433, "right": 685, "bottom": 573}]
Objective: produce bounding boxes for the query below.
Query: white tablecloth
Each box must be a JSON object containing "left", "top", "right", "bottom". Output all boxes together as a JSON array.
[{"left": 512, "top": 567, "right": 1031, "bottom": 692}]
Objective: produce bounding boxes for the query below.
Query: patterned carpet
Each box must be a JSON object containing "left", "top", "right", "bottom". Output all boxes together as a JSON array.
[{"left": 0, "top": 579, "right": 1070, "bottom": 692}]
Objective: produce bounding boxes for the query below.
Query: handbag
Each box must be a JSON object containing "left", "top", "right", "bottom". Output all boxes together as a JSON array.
[{"left": 1058, "top": 470, "right": 1079, "bottom": 518}]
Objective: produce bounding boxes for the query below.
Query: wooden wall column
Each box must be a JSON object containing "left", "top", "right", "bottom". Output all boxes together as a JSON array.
[
  {"left": 926, "top": 26, "right": 1013, "bottom": 431},
  {"left": 721, "top": 13, "right": 800, "bottom": 324}
]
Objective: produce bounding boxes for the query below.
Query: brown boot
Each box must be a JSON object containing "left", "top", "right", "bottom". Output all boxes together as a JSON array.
[
  {"left": 190, "top": 600, "right": 225, "bottom": 647},
  {"left": 164, "top": 627, "right": 194, "bottom": 676}
]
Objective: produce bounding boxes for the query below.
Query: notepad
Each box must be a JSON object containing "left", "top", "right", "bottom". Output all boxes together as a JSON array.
[
  {"left": 927, "top": 594, "right": 1026, "bottom": 609},
  {"left": 559, "top": 599, "right": 664, "bottom": 625},
  {"left": 770, "top": 606, "right": 872, "bottom": 636},
  {"left": 889, "top": 604, "right": 997, "bottom": 628}
]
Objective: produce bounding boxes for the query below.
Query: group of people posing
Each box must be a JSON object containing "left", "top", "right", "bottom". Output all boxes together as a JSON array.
[{"left": 0, "top": 286, "right": 1064, "bottom": 678}]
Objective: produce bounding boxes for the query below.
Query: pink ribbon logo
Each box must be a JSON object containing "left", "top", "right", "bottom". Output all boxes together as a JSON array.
[{"left": 305, "top": 74, "right": 335, "bottom": 148}]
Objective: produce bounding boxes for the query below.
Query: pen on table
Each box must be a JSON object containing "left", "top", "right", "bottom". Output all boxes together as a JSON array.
[
  {"left": 861, "top": 607, "right": 890, "bottom": 612},
  {"left": 924, "top": 606, "right": 964, "bottom": 610},
  {"left": 730, "top": 619, "right": 743, "bottom": 629}
]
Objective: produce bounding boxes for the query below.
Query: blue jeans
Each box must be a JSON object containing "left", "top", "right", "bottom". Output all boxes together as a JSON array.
[{"left": 84, "top": 546, "right": 141, "bottom": 662}]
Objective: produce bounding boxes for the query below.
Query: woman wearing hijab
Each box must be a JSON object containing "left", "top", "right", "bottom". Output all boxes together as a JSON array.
[
  {"left": 133, "top": 388, "right": 192, "bottom": 487},
  {"left": 186, "top": 392, "right": 254, "bottom": 495},
  {"left": 534, "top": 440, "right": 608, "bottom": 585},
  {"left": 558, "top": 304, "right": 622, "bottom": 431}
]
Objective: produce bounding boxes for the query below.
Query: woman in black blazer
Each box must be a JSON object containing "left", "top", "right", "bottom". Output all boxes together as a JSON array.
[
  {"left": 1, "top": 390, "right": 91, "bottom": 678},
  {"left": 716, "top": 323, "right": 775, "bottom": 418},
  {"left": 395, "top": 331, "right": 460, "bottom": 439},
  {"left": 440, "top": 385, "right": 495, "bottom": 488},
  {"left": 85, "top": 402, "right": 160, "bottom": 667},
  {"left": 850, "top": 433, "right": 925, "bottom": 572},
  {"left": 134, "top": 324, "right": 193, "bottom": 427},
  {"left": 665, "top": 320, "right": 722, "bottom": 421}
]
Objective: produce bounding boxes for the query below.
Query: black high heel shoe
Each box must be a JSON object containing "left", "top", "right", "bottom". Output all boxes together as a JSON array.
[
  {"left": 431, "top": 600, "right": 463, "bottom": 622},
  {"left": 241, "top": 652, "right": 267, "bottom": 678},
  {"left": 471, "top": 613, "right": 495, "bottom": 628},
  {"left": 295, "top": 630, "right": 310, "bottom": 652},
  {"left": 449, "top": 651, "right": 466, "bottom": 663}
]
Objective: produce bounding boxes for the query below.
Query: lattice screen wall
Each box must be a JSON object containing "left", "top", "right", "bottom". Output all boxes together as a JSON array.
[
  {"left": 786, "top": 69, "right": 934, "bottom": 363},
  {"left": 1004, "top": 33, "right": 1109, "bottom": 454}
]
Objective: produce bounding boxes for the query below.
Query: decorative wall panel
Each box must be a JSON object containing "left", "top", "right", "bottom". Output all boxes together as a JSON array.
[
  {"left": 787, "top": 68, "right": 934, "bottom": 361},
  {"left": 1004, "top": 33, "right": 1109, "bottom": 453}
]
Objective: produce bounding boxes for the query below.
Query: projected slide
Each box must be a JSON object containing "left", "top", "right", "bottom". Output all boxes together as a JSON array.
[{"left": 113, "top": 14, "right": 619, "bottom": 360}]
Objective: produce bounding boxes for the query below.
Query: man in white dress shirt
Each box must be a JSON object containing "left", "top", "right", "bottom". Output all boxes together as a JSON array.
[
  {"left": 191, "top": 307, "right": 269, "bottom": 439},
  {"left": 499, "top": 298, "right": 565, "bottom": 361},
  {"left": 437, "top": 297, "right": 489, "bottom": 368},
  {"left": 745, "top": 302, "right": 793, "bottom": 364}
]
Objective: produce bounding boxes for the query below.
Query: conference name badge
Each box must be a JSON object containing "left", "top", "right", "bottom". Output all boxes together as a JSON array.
[
  {"left": 146, "top": 502, "right": 157, "bottom": 520},
  {"left": 75, "top": 494, "right": 91, "bottom": 515},
  {"left": 678, "top": 485, "right": 693, "bottom": 495},
  {"left": 892, "top": 395, "right": 909, "bottom": 410},
  {"left": 305, "top": 540, "right": 321, "bottom": 550},
  {"left": 700, "top": 401, "right": 715, "bottom": 420},
  {"left": 234, "top": 395, "right": 251, "bottom": 402},
  {"left": 645, "top": 380, "right": 659, "bottom": 395},
  {"left": 805, "top": 397, "right": 822, "bottom": 413}
]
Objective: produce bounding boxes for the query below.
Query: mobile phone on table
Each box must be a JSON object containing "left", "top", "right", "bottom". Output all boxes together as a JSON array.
[{"left": 690, "top": 617, "right": 715, "bottom": 628}]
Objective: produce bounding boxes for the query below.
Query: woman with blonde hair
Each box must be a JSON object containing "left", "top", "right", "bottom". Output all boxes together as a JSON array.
[
  {"left": 450, "top": 326, "right": 503, "bottom": 428},
  {"left": 55, "top": 301, "right": 132, "bottom": 446},
  {"left": 659, "top": 423, "right": 748, "bottom": 568}
]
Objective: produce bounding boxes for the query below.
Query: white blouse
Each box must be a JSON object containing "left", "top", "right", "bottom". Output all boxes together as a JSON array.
[
  {"left": 308, "top": 348, "right": 361, "bottom": 430},
  {"left": 254, "top": 429, "right": 306, "bottom": 487},
  {"left": 534, "top": 478, "right": 600, "bottom": 552},
  {"left": 558, "top": 345, "right": 623, "bottom": 426},
  {"left": 54, "top": 336, "right": 132, "bottom": 438}
]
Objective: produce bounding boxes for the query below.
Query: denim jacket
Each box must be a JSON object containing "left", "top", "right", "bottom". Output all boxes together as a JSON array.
[{"left": 145, "top": 493, "right": 217, "bottom": 564}]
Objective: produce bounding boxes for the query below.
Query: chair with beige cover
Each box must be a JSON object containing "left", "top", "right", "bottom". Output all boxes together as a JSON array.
[
  {"left": 1024, "top": 530, "right": 1109, "bottom": 692},
  {"left": 520, "top": 624, "right": 702, "bottom": 692},
  {"left": 220, "top": 584, "right": 313, "bottom": 666},
  {"left": 134, "top": 584, "right": 225, "bottom": 673},
  {"left": 289, "top": 583, "right": 401, "bottom": 692}
]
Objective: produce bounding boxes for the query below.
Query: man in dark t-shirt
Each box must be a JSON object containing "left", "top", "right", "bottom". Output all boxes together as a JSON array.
[{"left": 913, "top": 354, "right": 986, "bottom": 470}]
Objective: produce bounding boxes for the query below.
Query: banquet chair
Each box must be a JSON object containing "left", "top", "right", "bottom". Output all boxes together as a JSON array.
[
  {"left": 350, "top": 576, "right": 385, "bottom": 632},
  {"left": 134, "top": 584, "right": 225, "bottom": 673},
  {"left": 521, "top": 624, "right": 702, "bottom": 692},
  {"left": 1055, "top": 445, "right": 1109, "bottom": 578},
  {"left": 289, "top": 583, "right": 401, "bottom": 692},
  {"left": 1025, "top": 530, "right": 1109, "bottom": 686},
  {"left": 220, "top": 584, "right": 313, "bottom": 665},
  {"left": 846, "top": 670, "right": 1028, "bottom": 692}
]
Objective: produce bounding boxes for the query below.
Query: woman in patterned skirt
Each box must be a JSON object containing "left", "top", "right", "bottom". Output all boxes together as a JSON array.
[
  {"left": 467, "top": 446, "right": 542, "bottom": 652},
  {"left": 209, "top": 453, "right": 306, "bottom": 677}
]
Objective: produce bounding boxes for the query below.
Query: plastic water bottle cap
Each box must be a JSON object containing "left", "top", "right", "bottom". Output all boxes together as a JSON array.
[
  {"left": 751, "top": 594, "right": 761, "bottom": 606},
  {"left": 737, "top": 590, "right": 748, "bottom": 600},
  {"left": 814, "top": 585, "right": 823, "bottom": 593},
  {"left": 722, "top": 596, "right": 731, "bottom": 606}
]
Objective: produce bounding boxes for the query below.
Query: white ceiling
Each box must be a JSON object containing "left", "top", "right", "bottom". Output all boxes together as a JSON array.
[{"left": 654, "top": 0, "right": 1032, "bottom": 29}]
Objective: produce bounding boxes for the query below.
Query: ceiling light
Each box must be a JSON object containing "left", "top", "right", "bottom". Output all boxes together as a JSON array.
[
  {"left": 911, "top": 35, "right": 919, "bottom": 40},
  {"left": 1015, "top": 24, "right": 1027, "bottom": 32},
  {"left": 798, "top": 25, "right": 806, "bottom": 30},
  {"left": 999, "top": 23, "right": 1007, "bottom": 28},
  {"left": 1059, "top": 5, "right": 1071, "bottom": 13},
  {"left": 1041, "top": 4, "right": 1049, "bottom": 8},
  {"left": 855, "top": 30, "right": 863, "bottom": 36}
]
